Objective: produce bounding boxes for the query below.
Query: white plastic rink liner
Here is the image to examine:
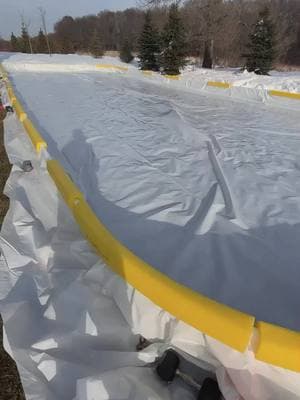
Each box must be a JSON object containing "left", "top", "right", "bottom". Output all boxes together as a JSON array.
[
  {"left": 6, "top": 70, "right": 300, "bottom": 333},
  {"left": 1, "top": 89, "right": 300, "bottom": 400},
  {"left": 1, "top": 58, "right": 300, "bottom": 399}
]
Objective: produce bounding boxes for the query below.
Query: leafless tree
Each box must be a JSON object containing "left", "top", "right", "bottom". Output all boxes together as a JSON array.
[
  {"left": 43, "top": 0, "right": 299, "bottom": 66},
  {"left": 38, "top": 7, "right": 52, "bottom": 56}
]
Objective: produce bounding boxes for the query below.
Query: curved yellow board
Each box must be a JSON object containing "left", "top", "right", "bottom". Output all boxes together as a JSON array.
[
  {"left": 96, "top": 64, "right": 128, "bottom": 72},
  {"left": 269, "top": 90, "right": 300, "bottom": 100},
  {"left": 207, "top": 81, "right": 232, "bottom": 89},
  {"left": 255, "top": 322, "right": 300, "bottom": 372},
  {"left": 47, "top": 159, "right": 254, "bottom": 352},
  {"left": 22, "top": 118, "right": 47, "bottom": 153}
]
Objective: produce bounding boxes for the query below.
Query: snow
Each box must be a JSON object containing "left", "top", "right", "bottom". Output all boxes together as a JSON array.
[
  {"left": 2, "top": 53, "right": 137, "bottom": 73},
  {"left": 2, "top": 52, "right": 300, "bottom": 95}
]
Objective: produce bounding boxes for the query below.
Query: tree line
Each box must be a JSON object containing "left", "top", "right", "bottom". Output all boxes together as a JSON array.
[{"left": 3, "top": 0, "right": 300, "bottom": 71}]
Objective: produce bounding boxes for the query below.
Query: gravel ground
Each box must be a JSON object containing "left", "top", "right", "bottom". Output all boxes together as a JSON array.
[{"left": 0, "top": 118, "right": 26, "bottom": 400}]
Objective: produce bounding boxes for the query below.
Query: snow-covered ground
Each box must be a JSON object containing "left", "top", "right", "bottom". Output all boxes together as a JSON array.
[
  {"left": 1, "top": 52, "right": 300, "bottom": 400},
  {"left": 2, "top": 53, "right": 300, "bottom": 96}
]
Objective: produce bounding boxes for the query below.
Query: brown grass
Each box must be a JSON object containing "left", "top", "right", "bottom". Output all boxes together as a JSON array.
[
  {"left": 0, "top": 120, "right": 10, "bottom": 225},
  {"left": 0, "top": 119, "right": 26, "bottom": 400}
]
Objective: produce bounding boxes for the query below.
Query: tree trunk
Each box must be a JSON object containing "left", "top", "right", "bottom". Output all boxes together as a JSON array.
[{"left": 202, "top": 40, "right": 213, "bottom": 68}]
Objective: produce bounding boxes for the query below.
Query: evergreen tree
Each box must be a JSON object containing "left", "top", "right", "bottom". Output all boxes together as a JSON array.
[
  {"left": 89, "top": 29, "right": 104, "bottom": 58},
  {"left": 20, "top": 22, "right": 31, "bottom": 53},
  {"left": 37, "top": 29, "right": 48, "bottom": 53},
  {"left": 120, "top": 38, "right": 134, "bottom": 63},
  {"left": 245, "top": 7, "right": 275, "bottom": 75},
  {"left": 138, "top": 11, "right": 160, "bottom": 71},
  {"left": 10, "top": 32, "right": 19, "bottom": 52},
  {"left": 160, "top": 3, "right": 186, "bottom": 75}
]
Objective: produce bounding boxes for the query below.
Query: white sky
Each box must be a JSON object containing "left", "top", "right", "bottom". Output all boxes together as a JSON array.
[{"left": 0, "top": 0, "right": 137, "bottom": 38}]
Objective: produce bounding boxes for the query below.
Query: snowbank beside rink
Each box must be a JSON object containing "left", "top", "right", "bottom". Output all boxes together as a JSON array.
[{"left": 2, "top": 53, "right": 300, "bottom": 111}]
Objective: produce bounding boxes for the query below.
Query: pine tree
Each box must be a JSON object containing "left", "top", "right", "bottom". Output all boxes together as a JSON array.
[
  {"left": 10, "top": 32, "right": 19, "bottom": 52},
  {"left": 160, "top": 3, "right": 186, "bottom": 75},
  {"left": 89, "top": 29, "right": 104, "bottom": 58},
  {"left": 245, "top": 7, "right": 275, "bottom": 75},
  {"left": 20, "top": 22, "right": 31, "bottom": 53},
  {"left": 37, "top": 29, "right": 47, "bottom": 53},
  {"left": 120, "top": 38, "right": 134, "bottom": 63},
  {"left": 138, "top": 11, "right": 160, "bottom": 71}
]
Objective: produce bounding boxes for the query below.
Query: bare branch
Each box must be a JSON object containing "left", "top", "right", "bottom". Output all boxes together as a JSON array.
[{"left": 38, "top": 7, "right": 52, "bottom": 56}]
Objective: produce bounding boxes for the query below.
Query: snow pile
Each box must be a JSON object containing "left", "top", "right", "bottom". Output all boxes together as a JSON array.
[
  {"left": 2, "top": 54, "right": 137, "bottom": 73},
  {"left": 182, "top": 66, "right": 300, "bottom": 93},
  {"left": 2, "top": 53, "right": 300, "bottom": 96}
]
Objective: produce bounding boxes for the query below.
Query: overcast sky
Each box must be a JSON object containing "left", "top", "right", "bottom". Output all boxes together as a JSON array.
[{"left": 0, "top": 0, "right": 137, "bottom": 38}]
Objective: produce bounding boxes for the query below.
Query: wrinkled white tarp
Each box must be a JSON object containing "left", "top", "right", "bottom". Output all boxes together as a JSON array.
[
  {"left": 5, "top": 69, "right": 300, "bottom": 332},
  {"left": 1, "top": 92, "right": 300, "bottom": 400},
  {"left": 1, "top": 55, "right": 300, "bottom": 399}
]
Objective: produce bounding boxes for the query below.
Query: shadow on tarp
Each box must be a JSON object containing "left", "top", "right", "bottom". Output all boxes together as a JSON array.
[
  {"left": 0, "top": 155, "right": 144, "bottom": 399},
  {"left": 0, "top": 114, "right": 299, "bottom": 399},
  {"left": 5, "top": 115, "right": 298, "bottom": 332},
  {"left": 58, "top": 129, "right": 300, "bottom": 334},
  {"left": 0, "top": 127, "right": 207, "bottom": 400}
]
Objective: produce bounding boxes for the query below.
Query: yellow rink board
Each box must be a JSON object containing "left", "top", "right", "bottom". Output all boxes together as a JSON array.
[
  {"left": 141, "top": 70, "right": 153, "bottom": 76},
  {"left": 207, "top": 81, "right": 232, "bottom": 89},
  {"left": 256, "top": 322, "right": 300, "bottom": 371},
  {"left": 96, "top": 64, "right": 128, "bottom": 72},
  {"left": 22, "top": 118, "right": 47, "bottom": 153},
  {"left": 164, "top": 74, "right": 180, "bottom": 80},
  {"left": 269, "top": 90, "right": 300, "bottom": 100}
]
